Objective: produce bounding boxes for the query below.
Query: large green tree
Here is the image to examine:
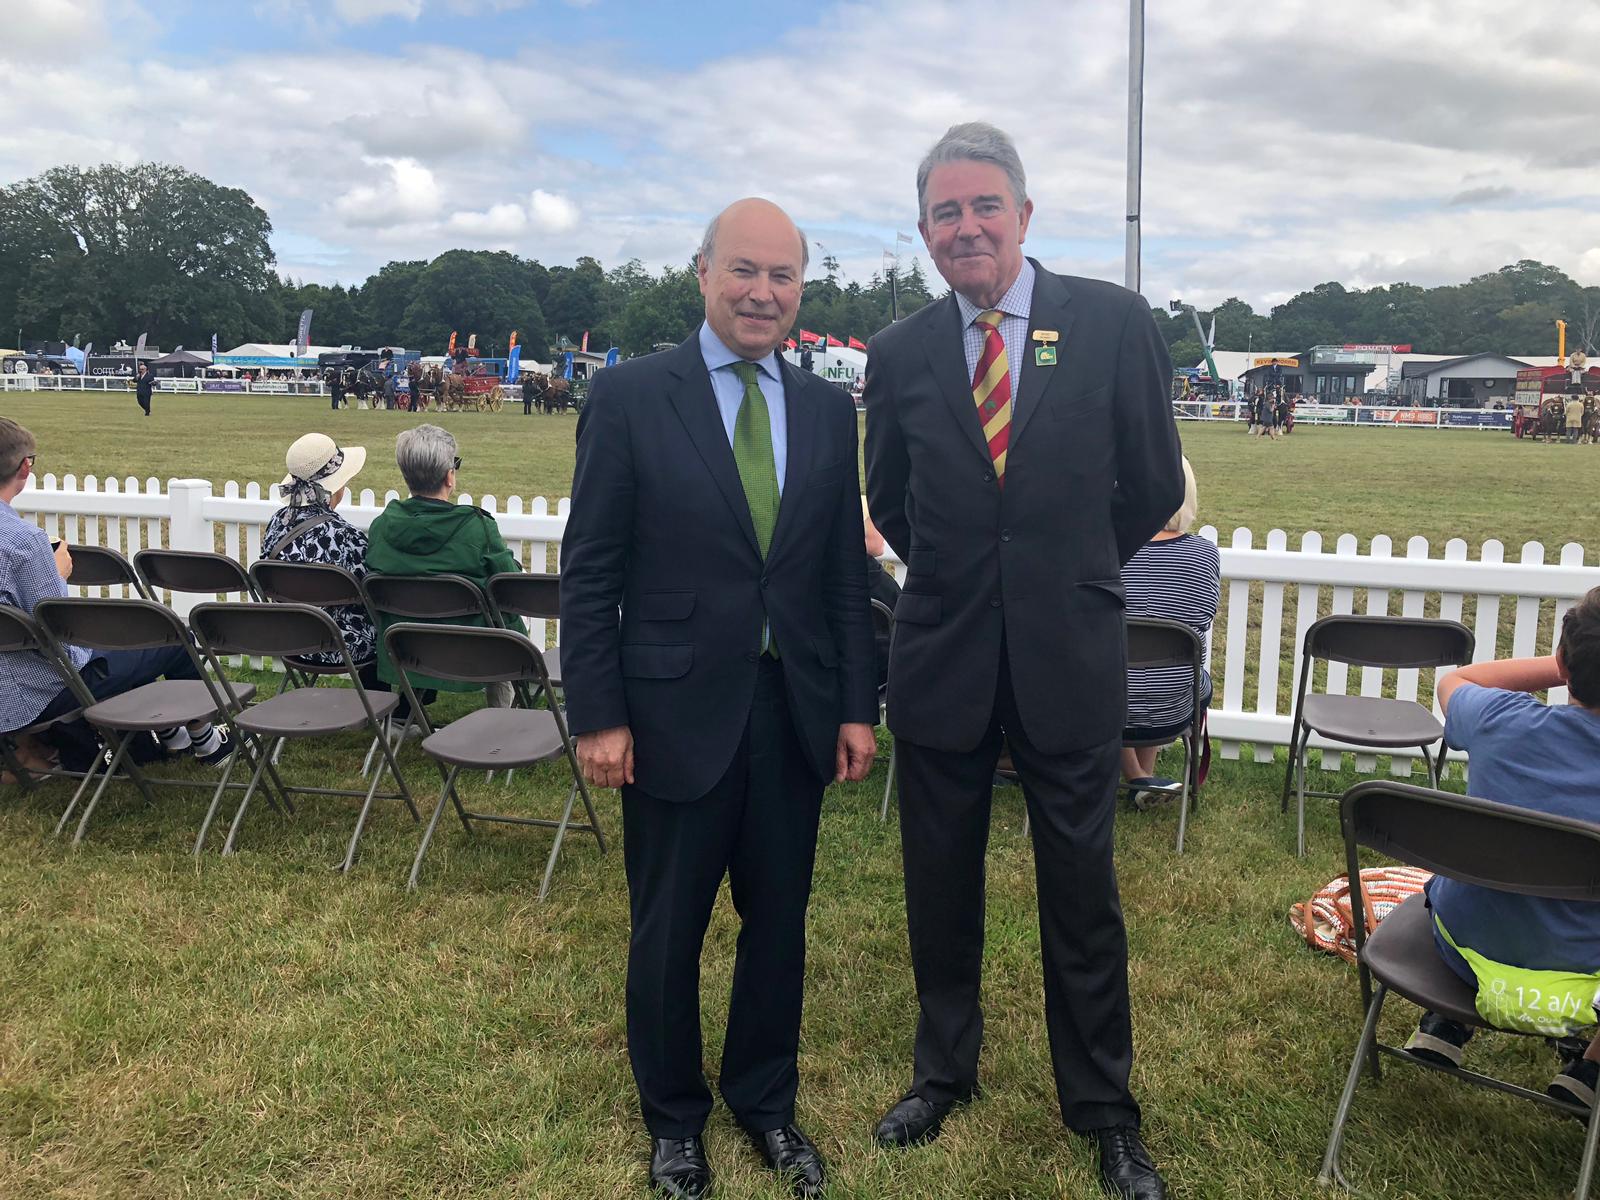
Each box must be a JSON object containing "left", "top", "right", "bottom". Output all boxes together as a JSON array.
[{"left": 2, "top": 163, "right": 279, "bottom": 348}]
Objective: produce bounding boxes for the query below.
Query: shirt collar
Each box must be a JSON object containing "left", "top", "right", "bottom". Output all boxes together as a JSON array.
[
  {"left": 698, "top": 321, "right": 781, "bottom": 381},
  {"left": 955, "top": 257, "right": 1036, "bottom": 329}
]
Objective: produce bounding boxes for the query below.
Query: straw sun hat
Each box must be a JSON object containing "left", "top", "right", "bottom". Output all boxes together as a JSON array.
[{"left": 280, "top": 432, "right": 366, "bottom": 499}]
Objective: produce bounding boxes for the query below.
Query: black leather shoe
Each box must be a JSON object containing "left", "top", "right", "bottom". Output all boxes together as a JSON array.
[
  {"left": 873, "top": 1090, "right": 960, "bottom": 1148},
  {"left": 746, "top": 1123, "right": 826, "bottom": 1197},
  {"left": 1095, "top": 1125, "right": 1168, "bottom": 1199},
  {"left": 649, "top": 1136, "right": 712, "bottom": 1199}
]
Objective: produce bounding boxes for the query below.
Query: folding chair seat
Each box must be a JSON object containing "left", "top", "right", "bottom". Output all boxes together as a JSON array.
[
  {"left": 65, "top": 544, "right": 149, "bottom": 598},
  {"left": 188, "top": 602, "right": 416, "bottom": 868},
  {"left": 1319, "top": 781, "right": 1600, "bottom": 1197},
  {"left": 134, "top": 547, "right": 259, "bottom": 601},
  {"left": 1123, "top": 616, "right": 1208, "bottom": 853},
  {"left": 1281, "top": 615, "right": 1473, "bottom": 856},
  {"left": 31, "top": 597, "right": 265, "bottom": 845},
  {"left": 488, "top": 572, "right": 561, "bottom": 690},
  {"left": 384, "top": 622, "right": 604, "bottom": 897}
]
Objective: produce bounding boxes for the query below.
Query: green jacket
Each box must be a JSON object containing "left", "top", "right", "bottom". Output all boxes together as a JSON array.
[{"left": 365, "top": 496, "right": 526, "bottom": 691}]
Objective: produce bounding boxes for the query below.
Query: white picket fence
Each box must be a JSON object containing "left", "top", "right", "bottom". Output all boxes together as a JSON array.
[{"left": 15, "top": 474, "right": 1600, "bottom": 777}]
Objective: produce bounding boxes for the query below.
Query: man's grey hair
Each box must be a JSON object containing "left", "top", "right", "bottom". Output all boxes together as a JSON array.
[
  {"left": 916, "top": 121, "right": 1028, "bottom": 219},
  {"left": 395, "top": 423, "right": 457, "bottom": 496},
  {"left": 697, "top": 212, "right": 810, "bottom": 275}
]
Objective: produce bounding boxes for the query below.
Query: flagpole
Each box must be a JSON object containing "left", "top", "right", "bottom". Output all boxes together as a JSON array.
[{"left": 1124, "top": 0, "right": 1145, "bottom": 294}]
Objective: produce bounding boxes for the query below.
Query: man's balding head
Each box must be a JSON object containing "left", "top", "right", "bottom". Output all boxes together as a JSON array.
[{"left": 696, "top": 198, "right": 807, "bottom": 361}]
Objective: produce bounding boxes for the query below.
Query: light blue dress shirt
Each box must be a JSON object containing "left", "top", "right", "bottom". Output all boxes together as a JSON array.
[
  {"left": 697, "top": 321, "right": 788, "bottom": 495},
  {"left": 955, "top": 257, "right": 1035, "bottom": 422}
]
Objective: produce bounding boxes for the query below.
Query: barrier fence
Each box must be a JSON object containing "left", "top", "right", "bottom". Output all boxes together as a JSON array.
[
  {"left": 15, "top": 475, "right": 1600, "bottom": 776},
  {"left": 1171, "top": 399, "right": 1513, "bottom": 430}
]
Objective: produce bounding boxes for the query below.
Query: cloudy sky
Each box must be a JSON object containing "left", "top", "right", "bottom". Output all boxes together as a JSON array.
[{"left": 6, "top": 0, "right": 1599, "bottom": 313}]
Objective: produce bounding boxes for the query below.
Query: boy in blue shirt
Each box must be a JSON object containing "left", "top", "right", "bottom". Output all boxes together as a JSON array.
[{"left": 1404, "top": 587, "right": 1600, "bottom": 1114}]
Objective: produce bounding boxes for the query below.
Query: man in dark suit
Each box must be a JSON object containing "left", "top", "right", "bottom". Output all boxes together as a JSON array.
[
  {"left": 864, "top": 123, "right": 1183, "bottom": 1200},
  {"left": 562, "top": 197, "right": 878, "bottom": 1200}
]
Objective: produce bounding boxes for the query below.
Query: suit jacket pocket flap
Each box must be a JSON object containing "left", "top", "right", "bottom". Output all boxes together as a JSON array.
[
  {"left": 620, "top": 643, "right": 694, "bottom": 679},
  {"left": 893, "top": 592, "right": 941, "bottom": 625},
  {"left": 632, "top": 590, "right": 696, "bottom": 621}
]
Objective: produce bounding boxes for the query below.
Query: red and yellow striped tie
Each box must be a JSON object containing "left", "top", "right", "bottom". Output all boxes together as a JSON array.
[{"left": 972, "top": 309, "right": 1011, "bottom": 484}]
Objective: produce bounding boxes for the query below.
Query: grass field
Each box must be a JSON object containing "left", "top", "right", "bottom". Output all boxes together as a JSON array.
[{"left": 3, "top": 390, "right": 1599, "bottom": 1199}]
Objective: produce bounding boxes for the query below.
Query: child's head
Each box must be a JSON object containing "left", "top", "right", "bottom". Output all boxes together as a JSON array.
[{"left": 1558, "top": 587, "right": 1600, "bottom": 708}]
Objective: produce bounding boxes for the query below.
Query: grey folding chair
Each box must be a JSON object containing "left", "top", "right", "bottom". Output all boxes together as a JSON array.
[
  {"left": 188, "top": 602, "right": 417, "bottom": 870},
  {"left": 872, "top": 598, "right": 898, "bottom": 822},
  {"left": 65, "top": 544, "right": 150, "bottom": 598},
  {"left": 0, "top": 604, "right": 96, "bottom": 797},
  {"left": 1124, "top": 617, "right": 1208, "bottom": 854},
  {"left": 134, "top": 547, "right": 260, "bottom": 602},
  {"left": 31, "top": 596, "right": 269, "bottom": 845},
  {"left": 384, "top": 622, "right": 605, "bottom": 897},
  {"left": 487, "top": 571, "right": 562, "bottom": 698},
  {"left": 1281, "top": 615, "right": 1474, "bottom": 856},
  {"left": 1320, "top": 780, "right": 1600, "bottom": 1197}
]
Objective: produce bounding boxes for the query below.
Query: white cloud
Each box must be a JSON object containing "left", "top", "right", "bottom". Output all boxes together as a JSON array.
[
  {"left": 5, "top": 0, "right": 1599, "bottom": 313},
  {"left": 528, "top": 189, "right": 580, "bottom": 234}
]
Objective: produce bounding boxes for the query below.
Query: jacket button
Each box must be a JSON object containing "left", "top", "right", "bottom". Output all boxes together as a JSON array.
[
  {"left": 746, "top": 650, "right": 759, "bottom": 662},
  {"left": 990, "top": 596, "right": 1002, "bottom": 608},
  {"left": 1000, "top": 529, "right": 1012, "bottom": 542}
]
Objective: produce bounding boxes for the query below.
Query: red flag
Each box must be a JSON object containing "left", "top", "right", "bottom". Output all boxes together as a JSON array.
[
  {"left": 847, "top": 336, "right": 866, "bottom": 351},
  {"left": 799, "top": 329, "right": 820, "bottom": 344},
  {"left": 783, "top": 338, "right": 797, "bottom": 351},
  {"left": 826, "top": 334, "right": 843, "bottom": 347}
]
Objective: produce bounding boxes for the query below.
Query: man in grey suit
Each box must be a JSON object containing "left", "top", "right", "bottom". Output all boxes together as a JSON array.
[{"left": 865, "top": 122, "right": 1183, "bottom": 1200}]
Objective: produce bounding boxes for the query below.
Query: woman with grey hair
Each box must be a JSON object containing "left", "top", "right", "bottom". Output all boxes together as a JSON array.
[
  {"left": 1119, "top": 456, "right": 1220, "bottom": 805},
  {"left": 365, "top": 425, "right": 524, "bottom": 702}
]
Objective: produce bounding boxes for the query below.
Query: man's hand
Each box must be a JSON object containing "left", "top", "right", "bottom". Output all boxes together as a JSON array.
[
  {"left": 577, "top": 725, "right": 634, "bottom": 789},
  {"left": 834, "top": 722, "right": 877, "bottom": 783},
  {"left": 52, "top": 542, "right": 72, "bottom": 580}
]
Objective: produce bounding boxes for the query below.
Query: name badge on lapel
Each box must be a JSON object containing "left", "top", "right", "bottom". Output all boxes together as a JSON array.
[{"left": 1031, "top": 329, "right": 1059, "bottom": 367}]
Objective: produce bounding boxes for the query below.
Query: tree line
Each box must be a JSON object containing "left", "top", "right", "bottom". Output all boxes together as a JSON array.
[{"left": 3, "top": 163, "right": 1597, "bottom": 364}]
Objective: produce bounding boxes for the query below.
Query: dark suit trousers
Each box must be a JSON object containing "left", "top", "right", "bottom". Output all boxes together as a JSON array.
[
  {"left": 896, "top": 650, "right": 1140, "bottom": 1132},
  {"left": 622, "top": 658, "right": 824, "bottom": 1139}
]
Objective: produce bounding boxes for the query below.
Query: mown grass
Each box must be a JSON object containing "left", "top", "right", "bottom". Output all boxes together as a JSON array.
[
  {"left": 3, "top": 738, "right": 1593, "bottom": 1199},
  {"left": 3, "top": 391, "right": 1598, "bottom": 1197}
]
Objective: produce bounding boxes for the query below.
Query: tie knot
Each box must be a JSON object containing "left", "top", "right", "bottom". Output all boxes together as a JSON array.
[
  {"left": 732, "top": 360, "right": 761, "bottom": 386},
  {"left": 976, "top": 309, "right": 1003, "bottom": 331}
]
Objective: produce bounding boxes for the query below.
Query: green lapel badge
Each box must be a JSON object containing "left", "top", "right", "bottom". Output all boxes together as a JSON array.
[{"left": 1034, "top": 345, "right": 1057, "bottom": 366}]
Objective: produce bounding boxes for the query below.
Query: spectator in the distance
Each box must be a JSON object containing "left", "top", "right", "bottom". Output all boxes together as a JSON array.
[
  {"left": 1403, "top": 587, "right": 1600, "bottom": 1115},
  {"left": 365, "top": 425, "right": 524, "bottom": 706},
  {"left": 1119, "top": 456, "right": 1220, "bottom": 806},
  {"left": 0, "top": 418, "right": 231, "bottom": 770}
]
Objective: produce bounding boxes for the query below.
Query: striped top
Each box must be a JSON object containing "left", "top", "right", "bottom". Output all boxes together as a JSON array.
[{"left": 1122, "top": 533, "right": 1221, "bottom": 729}]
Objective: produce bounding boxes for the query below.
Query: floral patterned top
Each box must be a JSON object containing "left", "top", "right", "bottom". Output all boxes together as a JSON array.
[{"left": 259, "top": 501, "right": 375, "bottom": 665}]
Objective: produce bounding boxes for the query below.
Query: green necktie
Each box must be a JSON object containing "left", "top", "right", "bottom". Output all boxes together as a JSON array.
[{"left": 731, "top": 361, "right": 780, "bottom": 559}]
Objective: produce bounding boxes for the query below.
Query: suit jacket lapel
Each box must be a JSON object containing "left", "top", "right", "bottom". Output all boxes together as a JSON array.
[
  {"left": 1010, "top": 261, "right": 1075, "bottom": 448},
  {"left": 922, "top": 294, "right": 991, "bottom": 464},
  {"left": 664, "top": 337, "right": 761, "bottom": 559},
  {"left": 766, "top": 357, "right": 817, "bottom": 563}
]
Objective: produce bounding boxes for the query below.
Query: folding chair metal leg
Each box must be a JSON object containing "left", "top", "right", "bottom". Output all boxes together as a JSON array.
[
  {"left": 406, "top": 765, "right": 460, "bottom": 891},
  {"left": 1317, "top": 981, "right": 1388, "bottom": 1191},
  {"left": 1295, "top": 737, "right": 1310, "bottom": 858},
  {"left": 340, "top": 724, "right": 416, "bottom": 873},
  {"left": 1576, "top": 1094, "right": 1600, "bottom": 1200},
  {"left": 1175, "top": 735, "right": 1194, "bottom": 855},
  {"left": 538, "top": 778, "right": 582, "bottom": 902},
  {"left": 221, "top": 736, "right": 279, "bottom": 855},
  {"left": 194, "top": 737, "right": 247, "bottom": 855},
  {"left": 72, "top": 734, "right": 132, "bottom": 846},
  {"left": 880, "top": 741, "right": 897, "bottom": 822}
]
